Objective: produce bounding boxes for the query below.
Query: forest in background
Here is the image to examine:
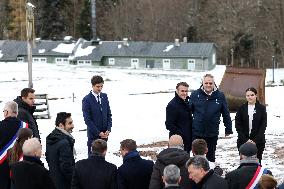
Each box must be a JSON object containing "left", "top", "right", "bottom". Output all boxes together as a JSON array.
[{"left": 0, "top": 0, "right": 284, "bottom": 67}]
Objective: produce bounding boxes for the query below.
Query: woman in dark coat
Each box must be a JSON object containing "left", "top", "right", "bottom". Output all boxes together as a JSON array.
[{"left": 235, "top": 87, "right": 267, "bottom": 164}]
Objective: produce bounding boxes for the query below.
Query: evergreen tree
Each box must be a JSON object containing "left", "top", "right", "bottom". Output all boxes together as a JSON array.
[
  {"left": 77, "top": 0, "right": 92, "bottom": 40},
  {"left": 7, "top": 0, "right": 26, "bottom": 40},
  {"left": 37, "top": 0, "right": 70, "bottom": 39}
]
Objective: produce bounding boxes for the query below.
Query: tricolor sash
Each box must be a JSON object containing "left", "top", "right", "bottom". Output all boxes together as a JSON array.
[
  {"left": 0, "top": 121, "right": 28, "bottom": 164},
  {"left": 246, "top": 166, "right": 268, "bottom": 189}
]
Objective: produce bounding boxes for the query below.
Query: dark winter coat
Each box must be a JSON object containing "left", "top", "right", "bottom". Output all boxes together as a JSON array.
[
  {"left": 14, "top": 96, "right": 40, "bottom": 140},
  {"left": 10, "top": 155, "right": 56, "bottom": 189},
  {"left": 117, "top": 150, "right": 153, "bottom": 189},
  {"left": 46, "top": 128, "right": 75, "bottom": 189},
  {"left": 235, "top": 101, "right": 267, "bottom": 146},
  {"left": 71, "top": 153, "right": 117, "bottom": 189},
  {"left": 0, "top": 117, "right": 23, "bottom": 189},
  {"left": 190, "top": 88, "right": 232, "bottom": 137},
  {"left": 197, "top": 169, "right": 228, "bottom": 189},
  {"left": 165, "top": 92, "right": 192, "bottom": 152},
  {"left": 82, "top": 92, "right": 112, "bottom": 147},
  {"left": 149, "top": 147, "right": 191, "bottom": 189},
  {"left": 225, "top": 161, "right": 272, "bottom": 189}
]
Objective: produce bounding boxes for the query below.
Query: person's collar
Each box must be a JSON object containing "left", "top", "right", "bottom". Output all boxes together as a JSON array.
[
  {"left": 240, "top": 158, "right": 259, "bottom": 165},
  {"left": 56, "top": 127, "right": 74, "bottom": 139},
  {"left": 91, "top": 90, "right": 100, "bottom": 97},
  {"left": 165, "top": 183, "right": 180, "bottom": 187},
  {"left": 169, "top": 145, "right": 184, "bottom": 150},
  {"left": 123, "top": 150, "right": 139, "bottom": 162}
]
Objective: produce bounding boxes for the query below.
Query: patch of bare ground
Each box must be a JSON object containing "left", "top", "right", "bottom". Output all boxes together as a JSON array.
[{"left": 137, "top": 141, "right": 168, "bottom": 148}]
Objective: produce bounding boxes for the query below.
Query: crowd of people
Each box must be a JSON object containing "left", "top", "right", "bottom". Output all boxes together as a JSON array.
[{"left": 0, "top": 74, "right": 282, "bottom": 189}]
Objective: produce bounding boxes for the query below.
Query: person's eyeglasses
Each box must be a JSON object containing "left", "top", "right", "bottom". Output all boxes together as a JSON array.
[
  {"left": 181, "top": 90, "right": 189, "bottom": 92},
  {"left": 204, "top": 82, "right": 213, "bottom": 85}
]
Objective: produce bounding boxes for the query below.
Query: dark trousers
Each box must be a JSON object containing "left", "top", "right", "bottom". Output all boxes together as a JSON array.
[{"left": 192, "top": 135, "right": 218, "bottom": 162}]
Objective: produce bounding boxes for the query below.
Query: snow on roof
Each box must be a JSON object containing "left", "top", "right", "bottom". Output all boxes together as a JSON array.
[
  {"left": 26, "top": 2, "right": 36, "bottom": 8},
  {"left": 74, "top": 44, "right": 96, "bottom": 57},
  {"left": 0, "top": 50, "right": 3, "bottom": 58},
  {"left": 162, "top": 44, "right": 174, "bottom": 52},
  {"left": 38, "top": 49, "right": 45, "bottom": 54},
  {"left": 52, "top": 43, "right": 75, "bottom": 54},
  {"left": 64, "top": 36, "right": 73, "bottom": 41}
]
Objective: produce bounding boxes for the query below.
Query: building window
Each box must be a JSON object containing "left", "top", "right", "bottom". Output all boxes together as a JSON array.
[
  {"left": 77, "top": 60, "right": 91, "bottom": 65},
  {"left": 109, "top": 58, "right": 115, "bottom": 65},
  {"left": 131, "top": 59, "right": 139, "bottom": 68},
  {"left": 163, "top": 59, "right": 171, "bottom": 69},
  {"left": 17, "top": 57, "right": 24, "bottom": 62},
  {"left": 187, "top": 59, "right": 195, "bottom": 70}
]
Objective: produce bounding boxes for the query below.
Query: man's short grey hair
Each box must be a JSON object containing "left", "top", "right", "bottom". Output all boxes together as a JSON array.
[
  {"left": 22, "top": 138, "right": 41, "bottom": 156},
  {"left": 186, "top": 155, "right": 210, "bottom": 171},
  {"left": 163, "top": 164, "right": 180, "bottom": 185},
  {"left": 4, "top": 101, "right": 18, "bottom": 114}
]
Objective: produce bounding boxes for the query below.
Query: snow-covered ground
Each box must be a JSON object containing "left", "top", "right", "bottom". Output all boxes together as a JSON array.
[{"left": 0, "top": 62, "right": 284, "bottom": 182}]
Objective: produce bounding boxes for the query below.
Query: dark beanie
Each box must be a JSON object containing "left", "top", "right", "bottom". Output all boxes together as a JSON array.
[{"left": 239, "top": 142, "right": 258, "bottom": 157}]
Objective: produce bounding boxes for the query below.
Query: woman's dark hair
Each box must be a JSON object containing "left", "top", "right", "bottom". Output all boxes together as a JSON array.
[
  {"left": 245, "top": 87, "right": 257, "bottom": 95},
  {"left": 8, "top": 128, "right": 33, "bottom": 164}
]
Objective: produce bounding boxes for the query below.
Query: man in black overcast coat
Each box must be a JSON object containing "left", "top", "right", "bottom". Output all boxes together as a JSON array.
[
  {"left": 165, "top": 82, "right": 192, "bottom": 153},
  {"left": 71, "top": 139, "right": 117, "bottom": 189},
  {"left": 14, "top": 88, "right": 40, "bottom": 140},
  {"left": 117, "top": 139, "right": 153, "bottom": 189}
]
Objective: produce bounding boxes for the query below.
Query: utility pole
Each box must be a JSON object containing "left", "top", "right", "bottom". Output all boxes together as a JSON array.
[
  {"left": 231, "top": 48, "right": 234, "bottom": 66},
  {"left": 26, "top": 2, "right": 35, "bottom": 88},
  {"left": 272, "top": 55, "right": 275, "bottom": 83}
]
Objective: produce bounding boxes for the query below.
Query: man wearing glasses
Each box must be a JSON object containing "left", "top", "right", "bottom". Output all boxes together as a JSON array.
[
  {"left": 0, "top": 101, "right": 28, "bottom": 189},
  {"left": 190, "top": 74, "right": 232, "bottom": 162}
]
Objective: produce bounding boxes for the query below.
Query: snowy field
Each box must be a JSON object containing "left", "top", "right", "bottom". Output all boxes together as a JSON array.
[{"left": 0, "top": 62, "right": 284, "bottom": 182}]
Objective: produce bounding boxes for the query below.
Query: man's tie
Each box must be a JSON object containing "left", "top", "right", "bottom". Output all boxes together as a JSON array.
[{"left": 97, "top": 95, "right": 101, "bottom": 104}]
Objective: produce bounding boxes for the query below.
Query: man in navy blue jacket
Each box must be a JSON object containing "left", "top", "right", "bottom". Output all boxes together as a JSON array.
[
  {"left": 118, "top": 139, "right": 153, "bottom": 189},
  {"left": 165, "top": 82, "right": 192, "bottom": 153},
  {"left": 82, "top": 75, "right": 112, "bottom": 155},
  {"left": 190, "top": 74, "right": 232, "bottom": 162}
]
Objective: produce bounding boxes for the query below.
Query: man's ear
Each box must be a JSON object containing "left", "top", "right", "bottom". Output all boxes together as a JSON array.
[
  {"left": 205, "top": 147, "right": 208, "bottom": 154},
  {"left": 178, "top": 176, "right": 181, "bottom": 184},
  {"left": 162, "top": 176, "right": 165, "bottom": 183},
  {"left": 58, "top": 123, "right": 64, "bottom": 128}
]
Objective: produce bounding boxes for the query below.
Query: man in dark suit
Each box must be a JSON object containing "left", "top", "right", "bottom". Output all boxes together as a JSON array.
[
  {"left": 118, "top": 139, "right": 153, "bottom": 189},
  {"left": 0, "top": 101, "right": 28, "bottom": 189},
  {"left": 71, "top": 139, "right": 117, "bottom": 189},
  {"left": 82, "top": 75, "right": 112, "bottom": 155},
  {"left": 165, "top": 82, "right": 192, "bottom": 153}
]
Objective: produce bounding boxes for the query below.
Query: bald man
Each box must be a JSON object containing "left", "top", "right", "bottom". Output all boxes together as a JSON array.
[
  {"left": 149, "top": 135, "right": 192, "bottom": 189},
  {"left": 10, "top": 138, "right": 55, "bottom": 189},
  {"left": 0, "top": 101, "right": 28, "bottom": 189}
]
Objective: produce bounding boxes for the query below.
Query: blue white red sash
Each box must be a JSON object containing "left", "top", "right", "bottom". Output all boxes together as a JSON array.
[
  {"left": 0, "top": 121, "right": 28, "bottom": 164},
  {"left": 246, "top": 166, "right": 268, "bottom": 189}
]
